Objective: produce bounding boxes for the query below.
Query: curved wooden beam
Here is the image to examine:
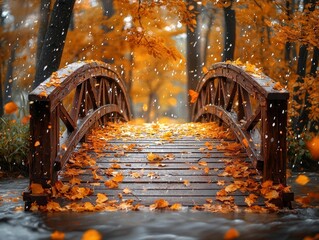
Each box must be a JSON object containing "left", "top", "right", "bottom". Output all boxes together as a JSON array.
[
  {"left": 192, "top": 62, "right": 289, "bottom": 185},
  {"left": 27, "top": 61, "right": 131, "bottom": 188}
]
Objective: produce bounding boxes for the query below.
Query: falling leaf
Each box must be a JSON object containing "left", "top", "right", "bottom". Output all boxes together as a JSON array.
[
  {"left": 189, "top": 89, "right": 199, "bottom": 103},
  {"left": 30, "top": 183, "right": 45, "bottom": 194},
  {"left": 224, "top": 228, "right": 240, "bottom": 240},
  {"left": 202, "top": 66, "right": 208, "bottom": 73},
  {"left": 34, "top": 141, "right": 41, "bottom": 147},
  {"left": 4, "top": 101, "right": 18, "bottom": 114},
  {"left": 96, "top": 193, "right": 108, "bottom": 204},
  {"left": 295, "top": 174, "right": 310, "bottom": 185},
  {"left": 81, "top": 229, "right": 102, "bottom": 240},
  {"left": 306, "top": 136, "right": 319, "bottom": 160},
  {"left": 51, "top": 230, "right": 65, "bottom": 240}
]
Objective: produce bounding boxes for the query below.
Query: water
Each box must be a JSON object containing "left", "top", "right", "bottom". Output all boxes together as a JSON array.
[{"left": 1, "top": 174, "right": 319, "bottom": 240}]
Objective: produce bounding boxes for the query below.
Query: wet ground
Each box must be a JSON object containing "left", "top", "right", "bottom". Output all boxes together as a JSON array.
[{"left": 0, "top": 173, "right": 318, "bottom": 240}]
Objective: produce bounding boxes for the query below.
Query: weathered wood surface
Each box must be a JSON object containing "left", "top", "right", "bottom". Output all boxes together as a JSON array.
[
  {"left": 55, "top": 123, "right": 265, "bottom": 209},
  {"left": 192, "top": 62, "right": 289, "bottom": 185}
]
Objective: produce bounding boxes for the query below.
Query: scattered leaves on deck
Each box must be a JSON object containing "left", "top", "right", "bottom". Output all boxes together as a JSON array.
[{"left": 28, "top": 122, "right": 294, "bottom": 214}]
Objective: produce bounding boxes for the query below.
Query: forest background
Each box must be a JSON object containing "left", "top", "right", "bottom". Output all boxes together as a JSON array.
[{"left": 0, "top": 0, "right": 318, "bottom": 173}]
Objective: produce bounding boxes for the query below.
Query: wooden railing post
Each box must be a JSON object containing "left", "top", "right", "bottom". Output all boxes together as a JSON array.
[
  {"left": 29, "top": 99, "right": 59, "bottom": 186},
  {"left": 261, "top": 98, "right": 288, "bottom": 185}
]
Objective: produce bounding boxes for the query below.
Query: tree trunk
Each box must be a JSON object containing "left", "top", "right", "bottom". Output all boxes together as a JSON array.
[
  {"left": 284, "top": 0, "right": 295, "bottom": 66},
  {"left": 4, "top": 46, "right": 16, "bottom": 103},
  {"left": 186, "top": 0, "right": 202, "bottom": 120},
  {"left": 0, "top": 2, "right": 5, "bottom": 116},
  {"left": 202, "top": 10, "right": 214, "bottom": 66},
  {"left": 101, "top": 0, "right": 114, "bottom": 17},
  {"left": 33, "top": 0, "right": 76, "bottom": 89},
  {"left": 36, "top": 0, "right": 51, "bottom": 69},
  {"left": 222, "top": 1, "right": 236, "bottom": 61},
  {"left": 310, "top": 47, "right": 318, "bottom": 76}
]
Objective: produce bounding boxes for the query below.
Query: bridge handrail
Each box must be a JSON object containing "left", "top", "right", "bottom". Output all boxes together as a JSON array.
[
  {"left": 27, "top": 60, "right": 131, "bottom": 190},
  {"left": 192, "top": 62, "right": 289, "bottom": 185}
]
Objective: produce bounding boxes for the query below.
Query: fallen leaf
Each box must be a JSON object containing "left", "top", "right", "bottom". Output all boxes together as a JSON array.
[
  {"left": 96, "top": 193, "right": 108, "bottom": 204},
  {"left": 170, "top": 203, "right": 182, "bottom": 211},
  {"left": 51, "top": 230, "right": 65, "bottom": 240},
  {"left": 30, "top": 183, "right": 45, "bottom": 194},
  {"left": 245, "top": 193, "right": 258, "bottom": 207},
  {"left": 81, "top": 229, "right": 102, "bottom": 240},
  {"left": 224, "top": 228, "right": 240, "bottom": 240},
  {"left": 147, "top": 153, "right": 163, "bottom": 162},
  {"left": 272, "top": 82, "right": 284, "bottom": 91},
  {"left": 123, "top": 188, "right": 132, "bottom": 194},
  {"left": 150, "top": 199, "right": 169, "bottom": 210},
  {"left": 295, "top": 175, "right": 310, "bottom": 185},
  {"left": 183, "top": 180, "right": 190, "bottom": 186},
  {"left": 104, "top": 180, "right": 118, "bottom": 189}
]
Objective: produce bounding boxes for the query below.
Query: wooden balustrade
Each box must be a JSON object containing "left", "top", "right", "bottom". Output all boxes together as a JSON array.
[
  {"left": 192, "top": 62, "right": 289, "bottom": 186},
  {"left": 23, "top": 61, "right": 131, "bottom": 207}
]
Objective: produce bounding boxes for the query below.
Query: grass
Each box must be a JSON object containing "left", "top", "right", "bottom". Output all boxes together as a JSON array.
[{"left": 0, "top": 116, "right": 29, "bottom": 175}]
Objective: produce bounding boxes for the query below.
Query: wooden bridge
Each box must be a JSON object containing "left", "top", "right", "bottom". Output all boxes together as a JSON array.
[{"left": 23, "top": 60, "right": 293, "bottom": 211}]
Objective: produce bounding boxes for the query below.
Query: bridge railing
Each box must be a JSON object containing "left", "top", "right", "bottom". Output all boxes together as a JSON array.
[
  {"left": 23, "top": 61, "right": 131, "bottom": 206},
  {"left": 192, "top": 62, "right": 289, "bottom": 186}
]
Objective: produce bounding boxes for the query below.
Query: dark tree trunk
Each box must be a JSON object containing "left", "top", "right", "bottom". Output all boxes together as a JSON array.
[
  {"left": 33, "top": 0, "right": 76, "bottom": 89},
  {"left": 4, "top": 46, "right": 16, "bottom": 103},
  {"left": 101, "top": 0, "right": 114, "bottom": 17},
  {"left": 36, "top": 0, "right": 51, "bottom": 69},
  {"left": 202, "top": 11, "right": 214, "bottom": 66},
  {"left": 222, "top": 1, "right": 236, "bottom": 61},
  {"left": 310, "top": 47, "right": 318, "bottom": 76},
  {"left": 186, "top": 0, "right": 202, "bottom": 120},
  {"left": 284, "top": 0, "right": 295, "bottom": 65},
  {"left": 0, "top": 2, "right": 5, "bottom": 116},
  {"left": 292, "top": 0, "right": 317, "bottom": 133}
]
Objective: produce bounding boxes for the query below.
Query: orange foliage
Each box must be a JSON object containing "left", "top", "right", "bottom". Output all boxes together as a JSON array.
[
  {"left": 306, "top": 136, "right": 319, "bottom": 160},
  {"left": 4, "top": 101, "right": 18, "bottom": 114},
  {"left": 189, "top": 89, "right": 199, "bottom": 103},
  {"left": 224, "top": 228, "right": 240, "bottom": 240}
]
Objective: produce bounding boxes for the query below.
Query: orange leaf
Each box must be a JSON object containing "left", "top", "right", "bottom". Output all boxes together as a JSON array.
[
  {"left": 51, "top": 230, "right": 65, "bottom": 240},
  {"left": 21, "top": 115, "right": 31, "bottom": 124},
  {"left": 113, "top": 173, "right": 124, "bottom": 182},
  {"left": 96, "top": 193, "right": 108, "bottom": 204},
  {"left": 272, "top": 82, "right": 284, "bottom": 91},
  {"left": 306, "top": 136, "right": 319, "bottom": 160},
  {"left": 295, "top": 174, "right": 310, "bottom": 185},
  {"left": 30, "top": 183, "right": 45, "bottom": 194},
  {"left": 224, "top": 228, "right": 240, "bottom": 240},
  {"left": 203, "top": 166, "right": 210, "bottom": 175},
  {"left": 170, "top": 203, "right": 182, "bottom": 211},
  {"left": 150, "top": 199, "right": 169, "bottom": 210},
  {"left": 189, "top": 89, "right": 199, "bottom": 103},
  {"left": 242, "top": 139, "right": 249, "bottom": 148},
  {"left": 123, "top": 188, "right": 132, "bottom": 194},
  {"left": 39, "top": 91, "right": 48, "bottom": 97},
  {"left": 244, "top": 193, "right": 258, "bottom": 207},
  {"left": 183, "top": 180, "right": 190, "bottom": 186},
  {"left": 81, "top": 229, "right": 102, "bottom": 240},
  {"left": 4, "top": 101, "right": 18, "bottom": 114},
  {"left": 202, "top": 66, "right": 208, "bottom": 74},
  {"left": 104, "top": 180, "right": 118, "bottom": 189},
  {"left": 34, "top": 141, "right": 41, "bottom": 147},
  {"left": 264, "top": 190, "right": 279, "bottom": 200}
]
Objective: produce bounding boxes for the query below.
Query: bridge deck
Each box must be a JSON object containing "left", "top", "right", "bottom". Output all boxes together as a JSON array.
[{"left": 46, "top": 122, "right": 274, "bottom": 212}]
